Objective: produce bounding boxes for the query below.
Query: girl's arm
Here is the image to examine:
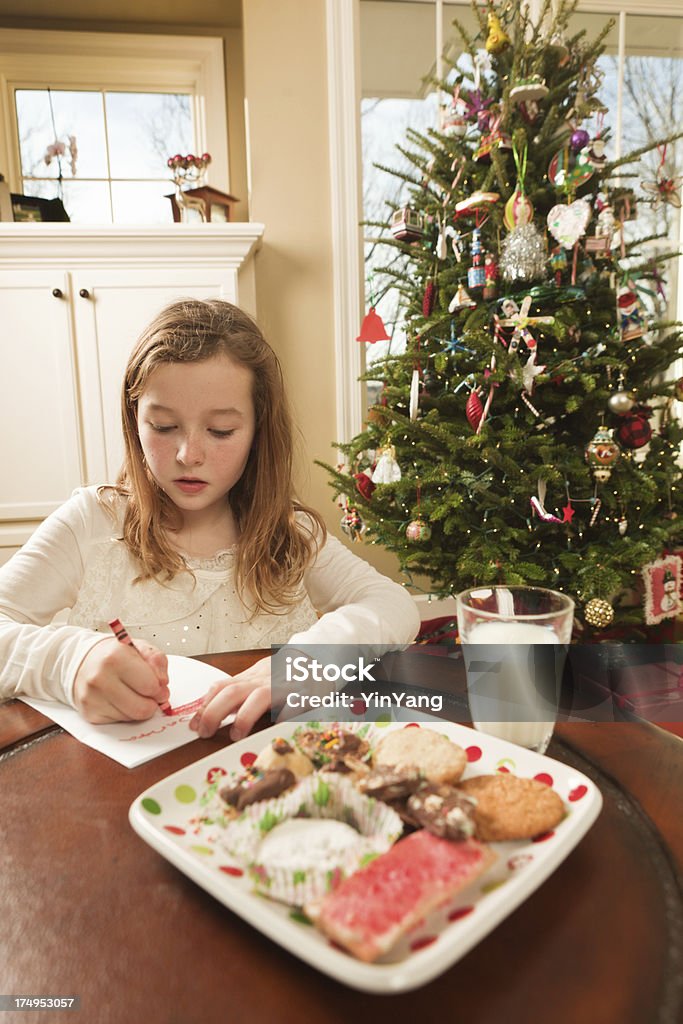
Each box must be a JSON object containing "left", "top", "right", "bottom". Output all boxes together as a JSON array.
[
  {"left": 0, "top": 492, "right": 105, "bottom": 704},
  {"left": 290, "top": 531, "right": 421, "bottom": 647},
  {"left": 0, "top": 489, "right": 167, "bottom": 715}
]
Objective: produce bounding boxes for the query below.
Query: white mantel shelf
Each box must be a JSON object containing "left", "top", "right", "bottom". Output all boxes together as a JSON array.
[{"left": 0, "top": 222, "right": 265, "bottom": 268}]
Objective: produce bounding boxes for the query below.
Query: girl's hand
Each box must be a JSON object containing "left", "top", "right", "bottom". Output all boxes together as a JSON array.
[
  {"left": 189, "top": 656, "right": 272, "bottom": 741},
  {"left": 73, "top": 637, "right": 170, "bottom": 724}
]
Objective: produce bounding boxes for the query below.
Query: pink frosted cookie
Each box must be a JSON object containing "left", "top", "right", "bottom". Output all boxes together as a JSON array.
[{"left": 307, "top": 829, "right": 495, "bottom": 962}]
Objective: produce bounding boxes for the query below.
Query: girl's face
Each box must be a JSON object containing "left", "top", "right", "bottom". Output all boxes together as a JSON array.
[{"left": 137, "top": 354, "right": 256, "bottom": 524}]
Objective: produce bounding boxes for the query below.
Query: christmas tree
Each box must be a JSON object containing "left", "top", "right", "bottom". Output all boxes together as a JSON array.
[{"left": 324, "top": 0, "right": 683, "bottom": 639}]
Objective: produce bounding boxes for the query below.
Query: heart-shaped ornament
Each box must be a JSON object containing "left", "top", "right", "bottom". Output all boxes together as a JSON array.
[{"left": 547, "top": 199, "right": 591, "bottom": 248}]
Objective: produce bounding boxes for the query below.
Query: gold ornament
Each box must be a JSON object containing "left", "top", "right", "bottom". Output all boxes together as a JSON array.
[
  {"left": 485, "top": 13, "right": 511, "bottom": 54},
  {"left": 584, "top": 598, "right": 614, "bottom": 628}
]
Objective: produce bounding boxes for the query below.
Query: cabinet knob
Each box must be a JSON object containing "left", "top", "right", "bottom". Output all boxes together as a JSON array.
[
  {"left": 52, "top": 288, "right": 64, "bottom": 299},
  {"left": 79, "top": 288, "right": 91, "bottom": 299}
]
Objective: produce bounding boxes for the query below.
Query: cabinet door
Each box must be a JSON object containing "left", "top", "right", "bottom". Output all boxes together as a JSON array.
[
  {"left": 0, "top": 270, "right": 83, "bottom": 520},
  {"left": 71, "top": 266, "right": 238, "bottom": 484}
]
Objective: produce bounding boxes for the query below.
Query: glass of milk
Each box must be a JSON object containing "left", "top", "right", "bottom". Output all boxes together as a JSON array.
[{"left": 456, "top": 586, "right": 574, "bottom": 754}]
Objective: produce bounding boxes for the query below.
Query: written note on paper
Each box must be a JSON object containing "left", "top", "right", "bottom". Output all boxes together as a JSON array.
[{"left": 21, "top": 655, "right": 235, "bottom": 768}]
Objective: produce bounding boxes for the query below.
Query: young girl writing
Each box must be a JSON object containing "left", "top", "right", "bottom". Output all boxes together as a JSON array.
[{"left": 0, "top": 299, "right": 419, "bottom": 740}]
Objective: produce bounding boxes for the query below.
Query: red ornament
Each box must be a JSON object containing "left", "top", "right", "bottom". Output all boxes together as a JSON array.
[
  {"left": 422, "top": 280, "right": 436, "bottom": 317},
  {"left": 354, "top": 470, "right": 376, "bottom": 500},
  {"left": 616, "top": 408, "right": 653, "bottom": 449},
  {"left": 466, "top": 389, "right": 484, "bottom": 431},
  {"left": 356, "top": 307, "right": 390, "bottom": 343}
]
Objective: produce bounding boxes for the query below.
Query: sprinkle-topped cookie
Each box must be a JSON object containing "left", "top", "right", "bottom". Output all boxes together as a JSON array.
[
  {"left": 220, "top": 767, "right": 296, "bottom": 811},
  {"left": 295, "top": 726, "right": 370, "bottom": 773}
]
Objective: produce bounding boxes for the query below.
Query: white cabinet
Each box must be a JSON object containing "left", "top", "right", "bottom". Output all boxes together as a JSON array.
[{"left": 0, "top": 223, "right": 264, "bottom": 552}]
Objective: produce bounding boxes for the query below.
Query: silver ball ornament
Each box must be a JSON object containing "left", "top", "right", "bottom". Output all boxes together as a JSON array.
[
  {"left": 499, "top": 223, "right": 547, "bottom": 283},
  {"left": 608, "top": 390, "right": 634, "bottom": 415}
]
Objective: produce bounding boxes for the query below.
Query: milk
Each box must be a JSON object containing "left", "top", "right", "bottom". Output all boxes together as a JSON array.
[{"left": 462, "top": 620, "right": 567, "bottom": 753}]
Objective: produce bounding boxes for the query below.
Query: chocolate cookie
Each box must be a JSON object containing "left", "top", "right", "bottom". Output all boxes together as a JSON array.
[
  {"left": 373, "top": 727, "right": 467, "bottom": 786},
  {"left": 457, "top": 774, "right": 565, "bottom": 841},
  {"left": 220, "top": 768, "right": 296, "bottom": 811},
  {"left": 406, "top": 783, "right": 476, "bottom": 841},
  {"left": 356, "top": 766, "right": 422, "bottom": 802},
  {"left": 295, "top": 727, "right": 370, "bottom": 772}
]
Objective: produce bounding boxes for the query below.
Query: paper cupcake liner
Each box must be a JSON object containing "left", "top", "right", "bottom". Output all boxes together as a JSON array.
[{"left": 219, "top": 772, "right": 403, "bottom": 906}]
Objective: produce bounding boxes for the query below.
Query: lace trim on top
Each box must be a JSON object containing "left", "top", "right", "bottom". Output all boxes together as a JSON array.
[{"left": 183, "top": 548, "right": 235, "bottom": 571}]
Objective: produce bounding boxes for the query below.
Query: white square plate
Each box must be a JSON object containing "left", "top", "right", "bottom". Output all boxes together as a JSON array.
[{"left": 129, "top": 720, "right": 602, "bottom": 993}]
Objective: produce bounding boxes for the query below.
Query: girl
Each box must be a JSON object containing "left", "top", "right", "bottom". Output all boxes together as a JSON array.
[{"left": 0, "top": 299, "right": 419, "bottom": 740}]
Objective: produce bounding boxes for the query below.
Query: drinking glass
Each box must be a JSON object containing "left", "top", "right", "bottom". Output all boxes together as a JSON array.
[{"left": 456, "top": 586, "right": 575, "bottom": 754}]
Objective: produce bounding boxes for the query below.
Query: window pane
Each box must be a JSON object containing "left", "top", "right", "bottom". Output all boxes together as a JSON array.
[
  {"left": 106, "top": 92, "right": 194, "bottom": 179},
  {"left": 16, "top": 89, "right": 107, "bottom": 179},
  {"left": 22, "top": 179, "right": 112, "bottom": 223},
  {"left": 623, "top": 16, "right": 683, "bottom": 325},
  {"left": 361, "top": 94, "right": 438, "bottom": 388},
  {"left": 110, "top": 180, "right": 176, "bottom": 224}
]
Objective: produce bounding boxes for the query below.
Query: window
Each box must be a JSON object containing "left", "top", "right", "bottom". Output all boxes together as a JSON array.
[
  {"left": 16, "top": 88, "right": 194, "bottom": 224},
  {"left": 0, "top": 29, "right": 229, "bottom": 224}
]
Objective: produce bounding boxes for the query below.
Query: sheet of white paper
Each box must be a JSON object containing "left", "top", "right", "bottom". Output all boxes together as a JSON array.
[{"left": 20, "top": 655, "right": 236, "bottom": 768}]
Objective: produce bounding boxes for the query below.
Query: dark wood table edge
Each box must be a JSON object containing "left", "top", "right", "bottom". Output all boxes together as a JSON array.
[{"left": 0, "top": 698, "right": 60, "bottom": 754}]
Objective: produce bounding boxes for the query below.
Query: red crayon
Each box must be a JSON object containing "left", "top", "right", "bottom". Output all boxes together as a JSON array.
[{"left": 108, "top": 618, "right": 172, "bottom": 715}]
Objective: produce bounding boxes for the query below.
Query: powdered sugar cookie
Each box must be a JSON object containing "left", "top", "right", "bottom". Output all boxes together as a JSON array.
[
  {"left": 255, "top": 736, "right": 314, "bottom": 779},
  {"left": 373, "top": 727, "right": 467, "bottom": 786}
]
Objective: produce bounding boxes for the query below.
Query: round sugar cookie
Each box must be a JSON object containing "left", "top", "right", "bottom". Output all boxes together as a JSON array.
[
  {"left": 373, "top": 727, "right": 467, "bottom": 786},
  {"left": 457, "top": 774, "right": 565, "bottom": 841},
  {"left": 255, "top": 737, "right": 314, "bottom": 779}
]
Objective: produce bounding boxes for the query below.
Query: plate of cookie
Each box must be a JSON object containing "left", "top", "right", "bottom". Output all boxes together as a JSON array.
[{"left": 129, "top": 719, "right": 602, "bottom": 993}]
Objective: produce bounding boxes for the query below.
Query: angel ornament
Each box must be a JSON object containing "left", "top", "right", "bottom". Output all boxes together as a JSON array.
[{"left": 371, "top": 444, "right": 402, "bottom": 484}]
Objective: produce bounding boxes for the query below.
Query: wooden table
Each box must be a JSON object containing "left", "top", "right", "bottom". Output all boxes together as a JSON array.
[{"left": 1, "top": 649, "right": 681, "bottom": 1024}]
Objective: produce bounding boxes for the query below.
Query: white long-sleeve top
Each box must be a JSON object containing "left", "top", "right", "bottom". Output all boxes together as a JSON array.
[{"left": 0, "top": 487, "right": 420, "bottom": 707}]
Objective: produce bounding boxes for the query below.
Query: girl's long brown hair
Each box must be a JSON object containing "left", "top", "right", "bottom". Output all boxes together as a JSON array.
[{"left": 105, "top": 298, "right": 326, "bottom": 614}]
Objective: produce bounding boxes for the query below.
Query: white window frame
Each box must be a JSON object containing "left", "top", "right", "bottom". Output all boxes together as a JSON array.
[
  {"left": 326, "top": 0, "right": 683, "bottom": 445},
  {"left": 0, "top": 28, "right": 229, "bottom": 196}
]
